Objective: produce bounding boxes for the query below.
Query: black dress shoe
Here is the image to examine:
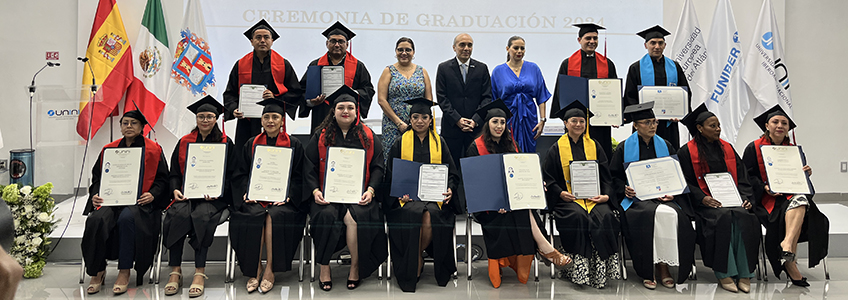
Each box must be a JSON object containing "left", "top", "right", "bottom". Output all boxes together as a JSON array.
[{"left": 791, "top": 277, "right": 810, "bottom": 287}]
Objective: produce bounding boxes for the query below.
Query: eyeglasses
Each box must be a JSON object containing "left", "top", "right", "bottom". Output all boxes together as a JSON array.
[
  {"left": 396, "top": 48, "right": 413, "bottom": 53},
  {"left": 121, "top": 121, "right": 139, "bottom": 127},
  {"left": 637, "top": 120, "right": 660, "bottom": 126},
  {"left": 196, "top": 115, "right": 217, "bottom": 121},
  {"left": 328, "top": 39, "right": 347, "bottom": 45}
]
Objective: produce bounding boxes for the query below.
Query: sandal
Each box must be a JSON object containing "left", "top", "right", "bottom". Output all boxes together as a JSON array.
[
  {"left": 540, "top": 249, "right": 572, "bottom": 267},
  {"left": 661, "top": 277, "right": 675, "bottom": 288},
  {"left": 86, "top": 271, "right": 105, "bottom": 295},
  {"left": 319, "top": 280, "right": 333, "bottom": 291},
  {"left": 642, "top": 279, "right": 657, "bottom": 290},
  {"left": 164, "top": 271, "right": 182, "bottom": 296},
  {"left": 246, "top": 278, "right": 260, "bottom": 293},
  {"left": 188, "top": 273, "right": 207, "bottom": 298},
  {"left": 347, "top": 279, "right": 361, "bottom": 290}
]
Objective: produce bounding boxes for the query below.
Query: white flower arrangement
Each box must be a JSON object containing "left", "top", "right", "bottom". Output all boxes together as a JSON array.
[{"left": 2, "top": 183, "right": 57, "bottom": 278}]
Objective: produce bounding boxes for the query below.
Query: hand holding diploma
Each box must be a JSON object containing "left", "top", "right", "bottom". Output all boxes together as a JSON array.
[
  {"left": 92, "top": 194, "right": 104, "bottom": 206},
  {"left": 313, "top": 189, "right": 328, "bottom": 205},
  {"left": 559, "top": 191, "right": 576, "bottom": 202}
]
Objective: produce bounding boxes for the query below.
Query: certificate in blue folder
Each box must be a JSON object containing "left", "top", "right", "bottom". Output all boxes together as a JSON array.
[
  {"left": 304, "top": 65, "right": 323, "bottom": 100},
  {"left": 389, "top": 158, "right": 424, "bottom": 200},
  {"left": 558, "top": 75, "right": 589, "bottom": 109},
  {"left": 460, "top": 155, "right": 508, "bottom": 213}
]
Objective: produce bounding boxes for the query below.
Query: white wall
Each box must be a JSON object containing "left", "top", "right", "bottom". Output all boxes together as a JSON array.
[{"left": 0, "top": 0, "right": 845, "bottom": 193}]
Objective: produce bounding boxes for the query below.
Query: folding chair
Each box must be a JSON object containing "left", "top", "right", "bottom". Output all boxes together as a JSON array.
[{"left": 150, "top": 209, "right": 233, "bottom": 284}]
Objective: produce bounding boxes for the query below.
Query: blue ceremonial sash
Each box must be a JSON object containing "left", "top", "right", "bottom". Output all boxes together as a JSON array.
[
  {"left": 639, "top": 54, "right": 678, "bottom": 86},
  {"left": 621, "top": 132, "right": 670, "bottom": 211}
]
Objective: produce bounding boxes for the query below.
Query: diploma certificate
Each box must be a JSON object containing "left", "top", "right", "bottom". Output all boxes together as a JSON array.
[
  {"left": 322, "top": 66, "right": 345, "bottom": 96},
  {"left": 247, "top": 145, "right": 293, "bottom": 202},
  {"left": 100, "top": 147, "right": 143, "bottom": 206},
  {"left": 569, "top": 160, "right": 600, "bottom": 199},
  {"left": 183, "top": 143, "right": 227, "bottom": 199},
  {"left": 418, "top": 164, "right": 448, "bottom": 202},
  {"left": 624, "top": 155, "right": 688, "bottom": 200},
  {"left": 323, "top": 147, "right": 366, "bottom": 204},
  {"left": 638, "top": 86, "right": 688, "bottom": 119},
  {"left": 502, "top": 154, "right": 546, "bottom": 210},
  {"left": 588, "top": 79, "right": 622, "bottom": 126},
  {"left": 760, "top": 145, "right": 812, "bottom": 195},
  {"left": 704, "top": 172, "right": 743, "bottom": 207},
  {"left": 239, "top": 84, "right": 266, "bottom": 118}
]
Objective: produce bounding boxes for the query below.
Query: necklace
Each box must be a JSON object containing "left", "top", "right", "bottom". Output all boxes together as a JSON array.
[{"left": 508, "top": 61, "right": 523, "bottom": 72}]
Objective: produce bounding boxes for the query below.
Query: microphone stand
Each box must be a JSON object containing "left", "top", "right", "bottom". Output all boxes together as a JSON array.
[{"left": 29, "top": 62, "right": 59, "bottom": 151}]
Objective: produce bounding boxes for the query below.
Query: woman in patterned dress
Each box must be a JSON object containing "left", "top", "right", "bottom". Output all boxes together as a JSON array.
[{"left": 377, "top": 37, "right": 433, "bottom": 161}]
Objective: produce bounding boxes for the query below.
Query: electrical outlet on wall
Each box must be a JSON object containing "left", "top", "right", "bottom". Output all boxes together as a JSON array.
[{"left": 841, "top": 161, "right": 847, "bottom": 173}]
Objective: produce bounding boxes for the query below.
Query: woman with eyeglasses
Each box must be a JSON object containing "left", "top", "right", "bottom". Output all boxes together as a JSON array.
[
  {"left": 377, "top": 37, "right": 433, "bottom": 161},
  {"left": 81, "top": 110, "right": 170, "bottom": 295},
  {"left": 490, "top": 36, "right": 551, "bottom": 153},
  {"left": 161, "top": 96, "right": 236, "bottom": 297}
]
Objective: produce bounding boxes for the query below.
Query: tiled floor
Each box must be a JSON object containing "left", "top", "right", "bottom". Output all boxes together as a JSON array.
[{"left": 12, "top": 257, "right": 842, "bottom": 300}]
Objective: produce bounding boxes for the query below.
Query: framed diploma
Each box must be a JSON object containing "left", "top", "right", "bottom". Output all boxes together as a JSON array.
[
  {"left": 569, "top": 160, "right": 600, "bottom": 199},
  {"left": 638, "top": 86, "right": 688, "bottom": 119},
  {"left": 704, "top": 172, "right": 743, "bottom": 207},
  {"left": 321, "top": 66, "right": 345, "bottom": 96},
  {"left": 183, "top": 143, "right": 227, "bottom": 199},
  {"left": 239, "top": 84, "right": 266, "bottom": 118},
  {"left": 99, "top": 147, "right": 144, "bottom": 206},
  {"left": 588, "top": 79, "right": 622, "bottom": 126},
  {"left": 760, "top": 145, "right": 812, "bottom": 195},
  {"left": 624, "top": 155, "right": 689, "bottom": 200},
  {"left": 418, "top": 164, "right": 449, "bottom": 202},
  {"left": 502, "top": 154, "right": 547, "bottom": 210},
  {"left": 247, "top": 145, "right": 293, "bottom": 202},
  {"left": 323, "top": 147, "right": 366, "bottom": 204}
]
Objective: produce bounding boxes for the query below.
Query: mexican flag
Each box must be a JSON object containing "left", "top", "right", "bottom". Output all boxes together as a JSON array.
[{"left": 125, "top": 0, "right": 171, "bottom": 134}]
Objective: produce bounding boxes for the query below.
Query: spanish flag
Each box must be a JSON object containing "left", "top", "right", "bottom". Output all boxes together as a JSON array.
[{"left": 76, "top": 0, "right": 134, "bottom": 140}]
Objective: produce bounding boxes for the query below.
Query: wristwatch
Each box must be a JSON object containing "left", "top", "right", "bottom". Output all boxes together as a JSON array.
[{"left": 540, "top": 117, "right": 547, "bottom": 122}]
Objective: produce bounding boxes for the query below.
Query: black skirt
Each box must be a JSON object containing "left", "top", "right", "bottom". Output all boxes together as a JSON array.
[
  {"left": 309, "top": 201, "right": 388, "bottom": 279},
  {"left": 386, "top": 201, "right": 456, "bottom": 292},
  {"left": 81, "top": 205, "right": 161, "bottom": 284},
  {"left": 551, "top": 201, "right": 620, "bottom": 259},
  {"left": 474, "top": 209, "right": 545, "bottom": 259}
]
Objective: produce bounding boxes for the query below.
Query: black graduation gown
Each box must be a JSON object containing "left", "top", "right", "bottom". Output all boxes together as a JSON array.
[
  {"left": 383, "top": 134, "right": 460, "bottom": 292},
  {"left": 223, "top": 52, "right": 303, "bottom": 152},
  {"left": 623, "top": 57, "right": 691, "bottom": 150},
  {"left": 298, "top": 55, "right": 375, "bottom": 134},
  {"left": 305, "top": 126, "right": 388, "bottom": 279},
  {"left": 542, "top": 135, "right": 619, "bottom": 260},
  {"left": 466, "top": 142, "right": 546, "bottom": 259},
  {"left": 550, "top": 51, "right": 619, "bottom": 158},
  {"left": 678, "top": 141, "right": 759, "bottom": 274},
  {"left": 81, "top": 137, "right": 170, "bottom": 284},
  {"left": 741, "top": 141, "right": 829, "bottom": 277},
  {"left": 609, "top": 136, "right": 696, "bottom": 283},
  {"left": 162, "top": 134, "right": 235, "bottom": 260},
  {"left": 227, "top": 134, "right": 309, "bottom": 277}
]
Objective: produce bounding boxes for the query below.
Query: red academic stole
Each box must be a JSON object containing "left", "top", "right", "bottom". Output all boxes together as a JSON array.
[
  {"left": 238, "top": 50, "right": 288, "bottom": 96},
  {"left": 567, "top": 50, "right": 609, "bottom": 78},
  {"left": 317, "top": 126, "right": 374, "bottom": 190},
  {"left": 686, "top": 139, "right": 738, "bottom": 197},
  {"left": 473, "top": 136, "right": 519, "bottom": 155},
  {"left": 102, "top": 137, "right": 162, "bottom": 194},
  {"left": 754, "top": 135, "right": 791, "bottom": 213},
  {"left": 177, "top": 130, "right": 228, "bottom": 176}
]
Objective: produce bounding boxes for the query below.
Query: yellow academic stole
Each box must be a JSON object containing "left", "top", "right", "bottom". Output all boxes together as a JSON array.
[
  {"left": 400, "top": 128, "right": 443, "bottom": 208},
  {"left": 557, "top": 133, "right": 597, "bottom": 213}
]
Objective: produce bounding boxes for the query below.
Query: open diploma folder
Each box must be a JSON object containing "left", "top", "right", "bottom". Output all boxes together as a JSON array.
[
  {"left": 558, "top": 75, "right": 623, "bottom": 126},
  {"left": 624, "top": 155, "right": 689, "bottom": 200},
  {"left": 305, "top": 65, "right": 345, "bottom": 100},
  {"left": 389, "top": 158, "right": 449, "bottom": 202},
  {"left": 461, "top": 153, "right": 547, "bottom": 213}
]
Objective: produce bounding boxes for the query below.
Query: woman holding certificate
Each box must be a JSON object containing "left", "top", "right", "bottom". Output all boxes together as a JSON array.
[
  {"left": 542, "top": 101, "right": 620, "bottom": 288},
  {"left": 678, "top": 103, "right": 759, "bottom": 293},
  {"left": 161, "top": 97, "right": 234, "bottom": 297},
  {"left": 466, "top": 100, "right": 570, "bottom": 288},
  {"left": 383, "top": 98, "right": 461, "bottom": 292},
  {"left": 229, "top": 98, "right": 309, "bottom": 294},
  {"left": 609, "top": 102, "right": 696, "bottom": 290},
  {"left": 741, "top": 105, "right": 828, "bottom": 287},
  {"left": 81, "top": 110, "right": 169, "bottom": 295},
  {"left": 306, "top": 86, "right": 387, "bottom": 291}
]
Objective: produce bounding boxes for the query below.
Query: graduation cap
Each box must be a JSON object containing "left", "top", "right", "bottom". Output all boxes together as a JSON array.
[
  {"left": 121, "top": 110, "right": 148, "bottom": 125},
  {"left": 326, "top": 85, "right": 363, "bottom": 125},
  {"left": 322, "top": 21, "right": 356, "bottom": 40},
  {"left": 680, "top": 102, "right": 715, "bottom": 132},
  {"left": 404, "top": 98, "right": 437, "bottom": 116},
  {"left": 555, "top": 100, "right": 594, "bottom": 121},
  {"left": 753, "top": 104, "right": 796, "bottom": 132},
  {"left": 573, "top": 23, "right": 606, "bottom": 37},
  {"left": 257, "top": 98, "right": 289, "bottom": 116},
  {"left": 475, "top": 100, "right": 512, "bottom": 122},
  {"left": 186, "top": 95, "right": 224, "bottom": 117},
  {"left": 244, "top": 19, "right": 279, "bottom": 41},
  {"left": 622, "top": 102, "right": 655, "bottom": 124},
  {"left": 637, "top": 25, "right": 671, "bottom": 41}
]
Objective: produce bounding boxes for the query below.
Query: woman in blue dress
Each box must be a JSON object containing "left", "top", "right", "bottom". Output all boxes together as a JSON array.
[
  {"left": 378, "top": 37, "right": 433, "bottom": 161},
  {"left": 491, "top": 36, "right": 551, "bottom": 153}
]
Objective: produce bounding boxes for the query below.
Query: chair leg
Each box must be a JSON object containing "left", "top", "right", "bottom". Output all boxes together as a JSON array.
[
  {"left": 79, "top": 257, "right": 86, "bottom": 284},
  {"left": 760, "top": 233, "right": 768, "bottom": 282},
  {"left": 466, "top": 214, "right": 472, "bottom": 281},
  {"left": 151, "top": 220, "right": 164, "bottom": 284},
  {"left": 310, "top": 236, "right": 316, "bottom": 282},
  {"left": 299, "top": 226, "right": 306, "bottom": 282},
  {"left": 452, "top": 225, "right": 458, "bottom": 279},
  {"left": 225, "top": 235, "right": 235, "bottom": 283},
  {"left": 619, "top": 233, "right": 627, "bottom": 280},
  {"left": 548, "top": 213, "right": 556, "bottom": 279},
  {"left": 385, "top": 221, "right": 391, "bottom": 280},
  {"left": 689, "top": 262, "right": 697, "bottom": 280},
  {"left": 533, "top": 252, "right": 539, "bottom": 282},
  {"left": 823, "top": 257, "right": 830, "bottom": 280}
]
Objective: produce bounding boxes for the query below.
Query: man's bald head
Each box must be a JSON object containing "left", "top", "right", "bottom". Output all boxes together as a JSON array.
[{"left": 453, "top": 33, "right": 474, "bottom": 63}]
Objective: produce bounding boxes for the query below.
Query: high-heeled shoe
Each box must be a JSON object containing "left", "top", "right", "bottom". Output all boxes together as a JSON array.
[
  {"left": 661, "top": 277, "right": 675, "bottom": 288},
  {"left": 188, "top": 273, "right": 207, "bottom": 298},
  {"left": 780, "top": 250, "right": 796, "bottom": 264},
  {"left": 347, "top": 279, "right": 361, "bottom": 290},
  {"left": 642, "top": 279, "right": 657, "bottom": 290},
  {"left": 246, "top": 278, "right": 259, "bottom": 293},
  {"left": 719, "top": 277, "right": 738, "bottom": 293},
  {"left": 112, "top": 283, "right": 128, "bottom": 295},
  {"left": 259, "top": 277, "right": 274, "bottom": 294},
  {"left": 86, "top": 272, "right": 105, "bottom": 295},
  {"left": 791, "top": 276, "right": 810, "bottom": 287},
  {"left": 164, "top": 271, "right": 182, "bottom": 296},
  {"left": 540, "top": 249, "right": 572, "bottom": 267},
  {"left": 737, "top": 277, "right": 751, "bottom": 293},
  {"left": 319, "top": 280, "right": 333, "bottom": 291}
]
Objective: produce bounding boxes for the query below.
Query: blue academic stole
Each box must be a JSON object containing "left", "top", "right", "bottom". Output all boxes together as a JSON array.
[
  {"left": 639, "top": 54, "right": 678, "bottom": 86},
  {"left": 620, "top": 132, "right": 670, "bottom": 211}
]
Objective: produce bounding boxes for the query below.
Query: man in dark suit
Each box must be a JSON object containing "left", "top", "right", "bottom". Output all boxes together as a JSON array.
[{"left": 436, "top": 33, "right": 493, "bottom": 166}]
